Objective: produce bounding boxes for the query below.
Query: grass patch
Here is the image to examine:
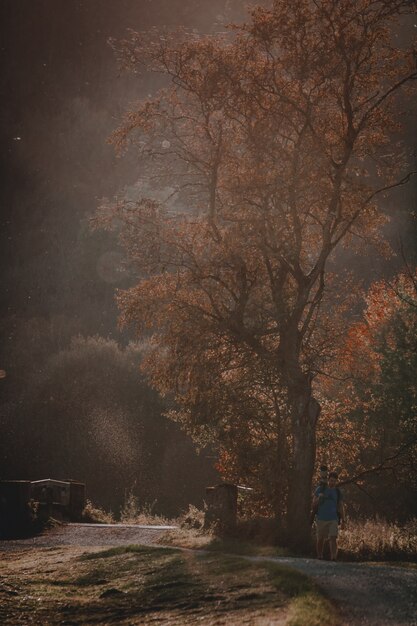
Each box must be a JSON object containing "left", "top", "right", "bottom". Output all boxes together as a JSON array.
[
  {"left": 264, "top": 562, "right": 314, "bottom": 597},
  {"left": 79, "top": 544, "right": 177, "bottom": 561},
  {"left": 288, "top": 591, "right": 340, "bottom": 626},
  {"left": 197, "top": 552, "right": 254, "bottom": 575},
  {"left": 158, "top": 527, "right": 291, "bottom": 558},
  {"left": 2, "top": 544, "right": 340, "bottom": 625},
  {"left": 72, "top": 568, "right": 109, "bottom": 587},
  {"left": 205, "top": 536, "right": 291, "bottom": 557},
  {"left": 264, "top": 564, "right": 339, "bottom": 625}
]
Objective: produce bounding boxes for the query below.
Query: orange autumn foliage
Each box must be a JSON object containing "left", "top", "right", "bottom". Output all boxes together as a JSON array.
[{"left": 317, "top": 269, "right": 417, "bottom": 504}]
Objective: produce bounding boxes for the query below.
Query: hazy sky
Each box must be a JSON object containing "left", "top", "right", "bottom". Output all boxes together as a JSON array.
[
  {"left": 0, "top": 0, "right": 415, "bottom": 328},
  {"left": 0, "top": 1, "right": 255, "bottom": 322}
]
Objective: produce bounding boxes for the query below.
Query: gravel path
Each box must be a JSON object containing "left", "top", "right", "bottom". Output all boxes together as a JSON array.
[
  {"left": 1, "top": 524, "right": 416, "bottom": 626},
  {"left": 248, "top": 555, "right": 417, "bottom": 626},
  {"left": 0, "top": 522, "right": 176, "bottom": 551}
]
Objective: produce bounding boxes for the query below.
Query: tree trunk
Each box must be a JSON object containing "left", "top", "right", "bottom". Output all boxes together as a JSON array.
[
  {"left": 270, "top": 405, "right": 288, "bottom": 529},
  {"left": 285, "top": 377, "right": 320, "bottom": 551}
]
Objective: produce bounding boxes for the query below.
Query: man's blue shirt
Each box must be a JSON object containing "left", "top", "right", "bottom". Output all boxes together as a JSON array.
[{"left": 314, "top": 486, "right": 341, "bottom": 521}]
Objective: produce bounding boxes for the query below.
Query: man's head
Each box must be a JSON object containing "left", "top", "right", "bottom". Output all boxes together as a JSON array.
[
  {"left": 319, "top": 465, "right": 328, "bottom": 481},
  {"left": 328, "top": 471, "right": 338, "bottom": 488}
]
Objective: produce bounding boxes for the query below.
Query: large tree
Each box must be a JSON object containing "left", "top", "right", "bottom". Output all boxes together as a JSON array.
[{"left": 96, "top": 0, "right": 417, "bottom": 547}]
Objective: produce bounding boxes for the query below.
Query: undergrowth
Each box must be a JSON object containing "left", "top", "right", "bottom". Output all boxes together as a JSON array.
[
  {"left": 81, "top": 492, "right": 172, "bottom": 526},
  {"left": 337, "top": 518, "right": 417, "bottom": 561},
  {"left": 161, "top": 509, "right": 417, "bottom": 563},
  {"left": 119, "top": 491, "right": 171, "bottom": 525},
  {"left": 82, "top": 497, "right": 417, "bottom": 563}
]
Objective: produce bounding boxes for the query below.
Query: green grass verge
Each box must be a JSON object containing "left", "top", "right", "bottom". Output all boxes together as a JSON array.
[
  {"left": 261, "top": 561, "right": 339, "bottom": 626},
  {"left": 2, "top": 544, "right": 340, "bottom": 625}
]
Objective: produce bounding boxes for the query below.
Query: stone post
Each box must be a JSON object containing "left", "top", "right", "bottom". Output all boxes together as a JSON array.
[{"left": 204, "top": 483, "right": 238, "bottom": 536}]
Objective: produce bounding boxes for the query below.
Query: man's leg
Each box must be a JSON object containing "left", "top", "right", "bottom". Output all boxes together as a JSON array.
[
  {"left": 317, "top": 536, "right": 325, "bottom": 558},
  {"left": 316, "top": 521, "right": 327, "bottom": 558},
  {"left": 329, "top": 522, "right": 339, "bottom": 560},
  {"left": 329, "top": 536, "right": 337, "bottom": 560}
]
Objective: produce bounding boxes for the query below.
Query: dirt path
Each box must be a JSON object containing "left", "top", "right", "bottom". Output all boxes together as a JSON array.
[{"left": 1, "top": 524, "right": 416, "bottom": 626}]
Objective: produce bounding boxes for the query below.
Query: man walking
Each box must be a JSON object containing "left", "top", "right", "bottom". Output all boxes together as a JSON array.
[{"left": 312, "top": 471, "right": 345, "bottom": 561}]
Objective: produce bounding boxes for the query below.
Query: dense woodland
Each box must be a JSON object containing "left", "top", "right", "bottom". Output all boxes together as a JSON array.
[{"left": 1, "top": 1, "right": 416, "bottom": 535}]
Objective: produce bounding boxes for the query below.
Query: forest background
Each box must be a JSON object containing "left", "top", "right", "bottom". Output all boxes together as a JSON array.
[{"left": 1, "top": 0, "right": 416, "bottom": 539}]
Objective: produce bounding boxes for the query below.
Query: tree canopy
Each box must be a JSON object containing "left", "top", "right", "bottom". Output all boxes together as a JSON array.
[{"left": 96, "top": 0, "right": 417, "bottom": 547}]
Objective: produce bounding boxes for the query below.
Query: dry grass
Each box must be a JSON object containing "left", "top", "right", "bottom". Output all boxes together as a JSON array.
[
  {"left": 119, "top": 492, "right": 172, "bottom": 526},
  {"left": 81, "top": 495, "right": 172, "bottom": 526},
  {"left": 159, "top": 526, "right": 215, "bottom": 550},
  {"left": 337, "top": 518, "right": 417, "bottom": 562},
  {"left": 81, "top": 500, "right": 115, "bottom": 524},
  {"left": 163, "top": 515, "right": 417, "bottom": 564}
]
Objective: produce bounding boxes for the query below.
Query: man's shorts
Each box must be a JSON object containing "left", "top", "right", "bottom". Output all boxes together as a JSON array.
[{"left": 316, "top": 519, "right": 338, "bottom": 539}]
